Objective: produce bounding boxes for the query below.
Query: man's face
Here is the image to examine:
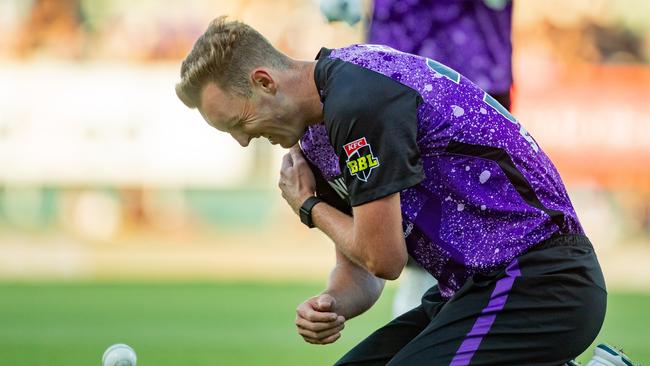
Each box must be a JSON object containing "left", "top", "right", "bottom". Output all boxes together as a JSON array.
[{"left": 198, "top": 81, "right": 304, "bottom": 148}]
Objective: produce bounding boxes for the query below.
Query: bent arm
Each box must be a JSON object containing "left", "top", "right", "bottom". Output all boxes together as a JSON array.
[
  {"left": 279, "top": 147, "right": 408, "bottom": 280},
  {"left": 322, "top": 248, "right": 385, "bottom": 320},
  {"left": 311, "top": 192, "right": 408, "bottom": 280}
]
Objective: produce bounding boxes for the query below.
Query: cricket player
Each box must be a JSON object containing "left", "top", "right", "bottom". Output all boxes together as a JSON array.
[{"left": 176, "top": 17, "right": 610, "bottom": 365}]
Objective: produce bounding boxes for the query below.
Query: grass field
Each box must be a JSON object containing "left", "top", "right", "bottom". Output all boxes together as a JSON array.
[{"left": 0, "top": 282, "right": 648, "bottom": 365}]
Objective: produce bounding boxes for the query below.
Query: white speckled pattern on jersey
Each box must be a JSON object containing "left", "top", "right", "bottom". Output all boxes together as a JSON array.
[
  {"left": 301, "top": 45, "right": 583, "bottom": 298},
  {"left": 368, "top": 0, "right": 513, "bottom": 93},
  {"left": 300, "top": 123, "right": 341, "bottom": 180}
]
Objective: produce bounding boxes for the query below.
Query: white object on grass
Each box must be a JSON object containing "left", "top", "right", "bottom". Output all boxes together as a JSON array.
[{"left": 102, "top": 343, "right": 137, "bottom": 366}]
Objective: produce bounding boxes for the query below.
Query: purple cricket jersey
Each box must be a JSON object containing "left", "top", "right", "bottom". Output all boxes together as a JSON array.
[
  {"left": 300, "top": 45, "right": 583, "bottom": 299},
  {"left": 368, "top": 0, "right": 513, "bottom": 94}
]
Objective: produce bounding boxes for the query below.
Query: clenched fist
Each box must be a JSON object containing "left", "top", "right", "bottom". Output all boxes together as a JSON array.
[{"left": 295, "top": 293, "right": 346, "bottom": 345}]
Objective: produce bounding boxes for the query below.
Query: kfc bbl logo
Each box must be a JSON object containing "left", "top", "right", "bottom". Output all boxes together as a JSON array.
[{"left": 344, "top": 137, "right": 380, "bottom": 182}]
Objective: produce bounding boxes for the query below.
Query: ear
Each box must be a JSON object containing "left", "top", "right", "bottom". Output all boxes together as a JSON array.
[{"left": 251, "top": 69, "right": 277, "bottom": 94}]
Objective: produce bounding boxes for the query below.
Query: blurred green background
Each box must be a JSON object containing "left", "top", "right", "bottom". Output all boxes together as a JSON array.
[{"left": 0, "top": 0, "right": 649, "bottom": 365}]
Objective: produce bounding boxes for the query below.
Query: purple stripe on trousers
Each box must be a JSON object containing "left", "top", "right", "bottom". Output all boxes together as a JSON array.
[{"left": 449, "top": 259, "right": 522, "bottom": 366}]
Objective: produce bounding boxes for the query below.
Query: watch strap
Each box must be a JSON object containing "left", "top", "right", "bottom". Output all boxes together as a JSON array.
[{"left": 299, "top": 196, "right": 323, "bottom": 228}]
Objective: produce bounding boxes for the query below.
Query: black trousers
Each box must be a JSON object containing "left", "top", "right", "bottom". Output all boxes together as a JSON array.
[{"left": 335, "top": 235, "right": 607, "bottom": 366}]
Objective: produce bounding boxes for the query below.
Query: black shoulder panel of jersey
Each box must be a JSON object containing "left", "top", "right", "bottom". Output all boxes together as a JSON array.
[{"left": 315, "top": 55, "right": 425, "bottom": 206}]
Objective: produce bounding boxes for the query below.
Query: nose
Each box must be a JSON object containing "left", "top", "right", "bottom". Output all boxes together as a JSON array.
[{"left": 231, "top": 131, "right": 251, "bottom": 147}]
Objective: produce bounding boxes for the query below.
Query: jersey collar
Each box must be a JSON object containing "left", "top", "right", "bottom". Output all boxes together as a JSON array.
[{"left": 314, "top": 47, "right": 334, "bottom": 103}]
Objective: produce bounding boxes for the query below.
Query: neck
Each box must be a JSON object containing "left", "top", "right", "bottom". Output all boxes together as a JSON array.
[{"left": 291, "top": 60, "right": 323, "bottom": 127}]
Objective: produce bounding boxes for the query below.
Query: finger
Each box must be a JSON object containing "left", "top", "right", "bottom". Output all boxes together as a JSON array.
[
  {"left": 297, "top": 322, "right": 345, "bottom": 340},
  {"left": 316, "top": 295, "right": 334, "bottom": 311},
  {"left": 295, "top": 315, "right": 343, "bottom": 332},
  {"left": 290, "top": 144, "right": 302, "bottom": 154},
  {"left": 289, "top": 145, "right": 306, "bottom": 165},
  {"left": 277, "top": 178, "right": 286, "bottom": 192},
  {"left": 302, "top": 336, "right": 321, "bottom": 345},
  {"left": 320, "top": 332, "right": 342, "bottom": 344},
  {"left": 281, "top": 153, "right": 293, "bottom": 171},
  {"left": 296, "top": 306, "right": 338, "bottom": 323},
  {"left": 295, "top": 317, "right": 340, "bottom": 333},
  {"left": 297, "top": 323, "right": 343, "bottom": 340},
  {"left": 297, "top": 301, "right": 338, "bottom": 321},
  {"left": 302, "top": 332, "right": 341, "bottom": 345}
]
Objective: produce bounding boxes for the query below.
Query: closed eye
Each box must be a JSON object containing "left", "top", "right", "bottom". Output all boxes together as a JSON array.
[{"left": 228, "top": 119, "right": 244, "bottom": 132}]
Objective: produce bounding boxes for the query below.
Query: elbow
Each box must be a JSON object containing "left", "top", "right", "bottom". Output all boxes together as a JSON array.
[
  {"left": 366, "top": 252, "right": 407, "bottom": 281},
  {"left": 372, "top": 268, "right": 402, "bottom": 281}
]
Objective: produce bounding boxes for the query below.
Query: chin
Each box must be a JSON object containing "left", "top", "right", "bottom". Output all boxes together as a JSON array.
[{"left": 279, "top": 138, "right": 299, "bottom": 148}]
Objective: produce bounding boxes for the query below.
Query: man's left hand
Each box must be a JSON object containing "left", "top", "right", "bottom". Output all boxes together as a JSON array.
[{"left": 279, "top": 145, "right": 317, "bottom": 214}]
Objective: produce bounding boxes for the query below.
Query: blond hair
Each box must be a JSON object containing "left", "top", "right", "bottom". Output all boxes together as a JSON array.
[{"left": 175, "top": 16, "right": 291, "bottom": 108}]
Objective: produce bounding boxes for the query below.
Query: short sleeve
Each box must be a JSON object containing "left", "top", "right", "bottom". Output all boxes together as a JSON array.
[{"left": 323, "top": 62, "right": 425, "bottom": 206}]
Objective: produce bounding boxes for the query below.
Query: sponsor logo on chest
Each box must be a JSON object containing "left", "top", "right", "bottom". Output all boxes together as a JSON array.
[{"left": 343, "top": 137, "right": 379, "bottom": 182}]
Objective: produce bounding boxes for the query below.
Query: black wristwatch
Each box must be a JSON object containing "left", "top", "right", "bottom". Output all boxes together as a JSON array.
[{"left": 299, "top": 196, "right": 323, "bottom": 228}]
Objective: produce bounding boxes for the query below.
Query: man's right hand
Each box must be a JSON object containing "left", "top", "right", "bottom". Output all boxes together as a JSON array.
[{"left": 295, "top": 293, "right": 346, "bottom": 345}]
